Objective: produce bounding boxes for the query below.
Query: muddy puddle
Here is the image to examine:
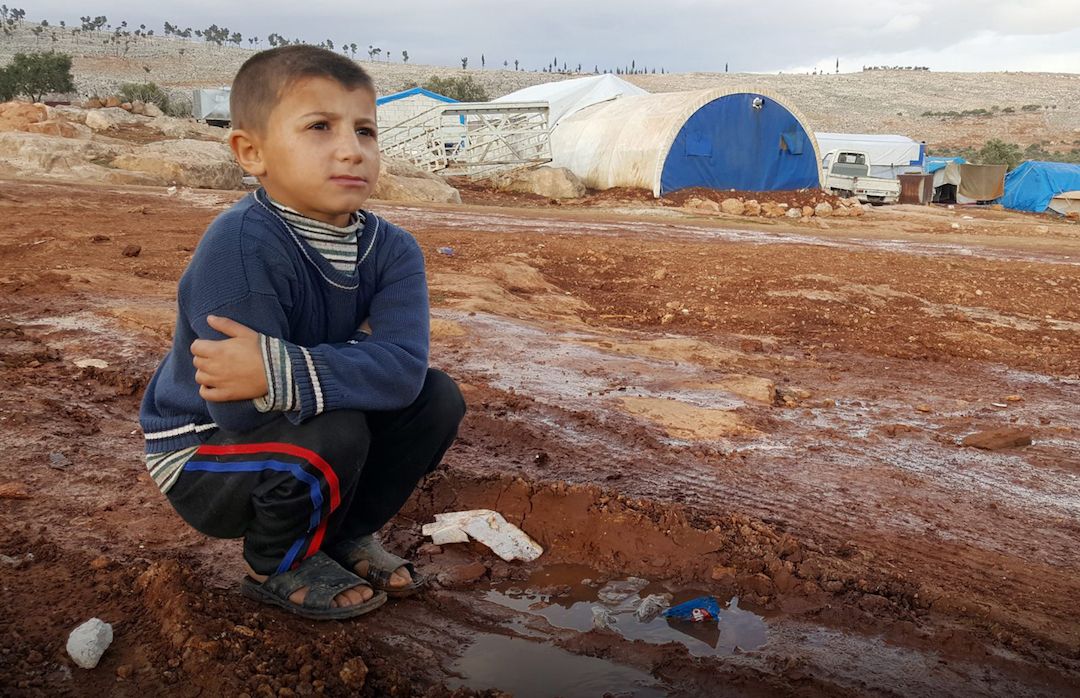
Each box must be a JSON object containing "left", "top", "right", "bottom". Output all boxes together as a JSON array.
[
  {"left": 446, "top": 564, "right": 767, "bottom": 697},
  {"left": 485, "top": 564, "right": 768, "bottom": 658},
  {"left": 448, "top": 634, "right": 667, "bottom": 698}
]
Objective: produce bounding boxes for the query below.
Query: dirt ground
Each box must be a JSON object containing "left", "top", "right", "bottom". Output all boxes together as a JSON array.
[{"left": 1, "top": 178, "right": 1078, "bottom": 697}]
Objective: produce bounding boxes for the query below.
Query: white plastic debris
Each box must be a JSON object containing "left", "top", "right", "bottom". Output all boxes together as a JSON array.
[
  {"left": 634, "top": 593, "right": 672, "bottom": 622},
  {"left": 597, "top": 577, "right": 650, "bottom": 606},
  {"left": 591, "top": 606, "right": 616, "bottom": 630},
  {"left": 66, "top": 618, "right": 113, "bottom": 669},
  {"left": 421, "top": 509, "right": 543, "bottom": 562}
]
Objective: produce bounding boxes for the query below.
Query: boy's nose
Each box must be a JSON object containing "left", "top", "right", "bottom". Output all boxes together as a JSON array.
[{"left": 338, "top": 133, "right": 365, "bottom": 160}]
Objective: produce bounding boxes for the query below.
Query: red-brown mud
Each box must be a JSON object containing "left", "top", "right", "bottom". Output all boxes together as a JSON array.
[{"left": 1, "top": 179, "right": 1078, "bottom": 696}]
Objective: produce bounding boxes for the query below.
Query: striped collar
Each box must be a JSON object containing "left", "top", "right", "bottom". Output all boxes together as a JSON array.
[{"left": 265, "top": 194, "right": 366, "bottom": 238}]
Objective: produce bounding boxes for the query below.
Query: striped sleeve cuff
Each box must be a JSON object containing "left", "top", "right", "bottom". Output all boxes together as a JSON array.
[{"left": 252, "top": 334, "right": 297, "bottom": 413}]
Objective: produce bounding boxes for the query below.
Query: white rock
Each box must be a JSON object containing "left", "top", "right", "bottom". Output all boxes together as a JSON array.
[
  {"left": 66, "top": 618, "right": 113, "bottom": 669},
  {"left": 74, "top": 358, "right": 109, "bottom": 369},
  {"left": 84, "top": 107, "right": 147, "bottom": 131},
  {"left": 495, "top": 165, "right": 586, "bottom": 199}
]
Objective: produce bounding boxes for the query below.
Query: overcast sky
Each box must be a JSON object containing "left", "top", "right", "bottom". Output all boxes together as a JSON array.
[{"left": 17, "top": 1, "right": 1080, "bottom": 73}]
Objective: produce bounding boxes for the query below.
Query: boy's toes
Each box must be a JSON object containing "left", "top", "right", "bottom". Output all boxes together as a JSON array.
[
  {"left": 333, "top": 585, "right": 374, "bottom": 607},
  {"left": 388, "top": 566, "right": 413, "bottom": 588}
]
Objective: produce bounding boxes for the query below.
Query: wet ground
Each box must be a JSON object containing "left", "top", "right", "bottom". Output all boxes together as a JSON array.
[{"left": 1, "top": 179, "right": 1078, "bottom": 696}]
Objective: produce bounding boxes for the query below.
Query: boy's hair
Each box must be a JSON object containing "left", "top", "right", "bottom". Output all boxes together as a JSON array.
[{"left": 230, "top": 45, "right": 375, "bottom": 134}]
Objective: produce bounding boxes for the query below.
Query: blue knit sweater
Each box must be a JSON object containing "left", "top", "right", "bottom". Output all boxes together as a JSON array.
[{"left": 139, "top": 190, "right": 430, "bottom": 454}]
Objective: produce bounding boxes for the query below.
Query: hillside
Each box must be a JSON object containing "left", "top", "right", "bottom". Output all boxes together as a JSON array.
[{"left": 3, "top": 21, "right": 1079, "bottom": 151}]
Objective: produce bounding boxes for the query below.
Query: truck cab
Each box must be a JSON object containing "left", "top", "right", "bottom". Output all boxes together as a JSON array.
[{"left": 822, "top": 150, "right": 901, "bottom": 205}]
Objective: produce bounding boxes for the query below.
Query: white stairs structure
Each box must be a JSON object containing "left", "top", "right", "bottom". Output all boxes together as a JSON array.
[{"left": 378, "top": 101, "right": 552, "bottom": 179}]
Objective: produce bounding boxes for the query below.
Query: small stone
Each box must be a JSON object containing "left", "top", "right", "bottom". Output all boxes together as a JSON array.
[
  {"left": 915, "top": 404, "right": 932, "bottom": 413},
  {"left": 738, "top": 573, "right": 775, "bottom": 597},
  {"left": 104, "top": 96, "right": 121, "bottom": 108},
  {"left": 67, "top": 618, "right": 113, "bottom": 669},
  {"left": 961, "top": 427, "right": 1033, "bottom": 450},
  {"left": 0, "top": 482, "right": 31, "bottom": 499},
  {"left": 801, "top": 205, "right": 815, "bottom": 218},
  {"left": 743, "top": 199, "right": 761, "bottom": 216},
  {"left": 711, "top": 565, "right": 736, "bottom": 581},
  {"left": 90, "top": 555, "right": 111, "bottom": 570},
  {"left": 339, "top": 657, "right": 368, "bottom": 689},
  {"left": 720, "top": 198, "right": 745, "bottom": 216},
  {"left": 90, "top": 234, "right": 110, "bottom": 243},
  {"left": 814, "top": 202, "right": 833, "bottom": 217},
  {"left": 437, "top": 561, "right": 488, "bottom": 587},
  {"left": 116, "top": 664, "right": 133, "bottom": 679},
  {"left": 144, "top": 103, "right": 164, "bottom": 118},
  {"left": 122, "top": 245, "right": 142, "bottom": 258},
  {"left": 48, "top": 452, "right": 72, "bottom": 469},
  {"left": 417, "top": 543, "right": 443, "bottom": 556},
  {"left": 785, "top": 208, "right": 801, "bottom": 218}
]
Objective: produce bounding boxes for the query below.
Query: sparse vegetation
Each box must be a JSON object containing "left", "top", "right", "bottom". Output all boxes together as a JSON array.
[
  {"left": 117, "top": 81, "right": 168, "bottom": 110},
  {"left": 0, "top": 50, "right": 75, "bottom": 102},
  {"left": 404, "top": 75, "right": 488, "bottom": 102},
  {"left": 931, "top": 139, "right": 1080, "bottom": 169}
]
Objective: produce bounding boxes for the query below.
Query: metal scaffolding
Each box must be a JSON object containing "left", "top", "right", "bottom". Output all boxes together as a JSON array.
[{"left": 379, "top": 101, "right": 552, "bottom": 179}]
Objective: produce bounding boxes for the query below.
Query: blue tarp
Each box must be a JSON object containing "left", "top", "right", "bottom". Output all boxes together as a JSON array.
[
  {"left": 999, "top": 161, "right": 1080, "bottom": 212},
  {"left": 375, "top": 87, "right": 457, "bottom": 106},
  {"left": 925, "top": 156, "right": 964, "bottom": 174},
  {"left": 659, "top": 94, "right": 820, "bottom": 194}
]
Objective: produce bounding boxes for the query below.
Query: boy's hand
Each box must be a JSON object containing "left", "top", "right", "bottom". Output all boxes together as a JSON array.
[{"left": 191, "top": 315, "right": 268, "bottom": 402}]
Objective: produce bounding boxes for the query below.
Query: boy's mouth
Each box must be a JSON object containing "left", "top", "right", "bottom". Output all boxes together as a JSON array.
[{"left": 330, "top": 175, "right": 369, "bottom": 187}]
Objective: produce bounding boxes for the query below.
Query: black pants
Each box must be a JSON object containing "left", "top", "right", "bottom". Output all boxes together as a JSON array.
[{"left": 166, "top": 369, "right": 465, "bottom": 576}]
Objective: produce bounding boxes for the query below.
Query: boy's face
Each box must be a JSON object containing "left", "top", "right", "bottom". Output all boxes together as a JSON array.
[{"left": 234, "top": 77, "right": 380, "bottom": 227}]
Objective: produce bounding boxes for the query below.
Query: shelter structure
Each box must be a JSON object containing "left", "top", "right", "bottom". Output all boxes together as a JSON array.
[
  {"left": 375, "top": 87, "right": 457, "bottom": 131},
  {"left": 815, "top": 133, "right": 925, "bottom": 179},
  {"left": 495, "top": 74, "right": 647, "bottom": 126},
  {"left": 1000, "top": 161, "right": 1080, "bottom": 214},
  {"left": 549, "top": 88, "right": 822, "bottom": 196}
]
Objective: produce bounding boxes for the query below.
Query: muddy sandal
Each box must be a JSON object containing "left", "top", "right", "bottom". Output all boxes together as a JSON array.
[
  {"left": 327, "top": 535, "right": 427, "bottom": 598},
  {"left": 240, "top": 550, "right": 387, "bottom": 620}
]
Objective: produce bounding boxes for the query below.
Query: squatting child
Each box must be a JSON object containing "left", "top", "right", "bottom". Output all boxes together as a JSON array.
[{"left": 139, "top": 45, "right": 465, "bottom": 619}]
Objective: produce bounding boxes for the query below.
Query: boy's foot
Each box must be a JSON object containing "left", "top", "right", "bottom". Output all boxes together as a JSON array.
[
  {"left": 242, "top": 551, "right": 386, "bottom": 619},
  {"left": 327, "top": 535, "right": 427, "bottom": 598}
]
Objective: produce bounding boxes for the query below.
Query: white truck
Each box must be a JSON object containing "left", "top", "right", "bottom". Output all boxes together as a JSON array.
[{"left": 821, "top": 150, "right": 901, "bottom": 205}]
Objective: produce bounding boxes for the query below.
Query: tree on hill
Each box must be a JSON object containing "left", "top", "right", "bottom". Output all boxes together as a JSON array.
[
  {"left": 976, "top": 139, "right": 1023, "bottom": 170},
  {"left": 405, "top": 75, "right": 488, "bottom": 102},
  {"left": 0, "top": 51, "right": 75, "bottom": 102}
]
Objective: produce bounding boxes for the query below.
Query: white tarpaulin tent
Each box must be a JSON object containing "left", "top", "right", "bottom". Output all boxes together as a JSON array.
[
  {"left": 815, "top": 132, "right": 925, "bottom": 179},
  {"left": 549, "top": 88, "right": 822, "bottom": 197},
  {"left": 494, "top": 74, "right": 647, "bottom": 127}
]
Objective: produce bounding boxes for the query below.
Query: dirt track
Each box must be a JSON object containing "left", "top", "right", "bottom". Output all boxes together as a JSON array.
[{"left": 1, "top": 179, "right": 1078, "bottom": 696}]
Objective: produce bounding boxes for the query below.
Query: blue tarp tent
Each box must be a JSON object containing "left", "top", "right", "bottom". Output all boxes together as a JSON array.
[
  {"left": 549, "top": 88, "right": 822, "bottom": 197},
  {"left": 925, "top": 156, "right": 964, "bottom": 174},
  {"left": 1000, "top": 161, "right": 1080, "bottom": 212}
]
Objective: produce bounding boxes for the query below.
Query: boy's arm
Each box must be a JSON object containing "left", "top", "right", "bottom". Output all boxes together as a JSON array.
[
  {"left": 197, "top": 232, "right": 430, "bottom": 422},
  {"left": 266, "top": 241, "right": 430, "bottom": 420}
]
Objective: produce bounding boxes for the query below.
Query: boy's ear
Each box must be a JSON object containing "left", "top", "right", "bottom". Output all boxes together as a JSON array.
[{"left": 229, "top": 128, "right": 267, "bottom": 177}]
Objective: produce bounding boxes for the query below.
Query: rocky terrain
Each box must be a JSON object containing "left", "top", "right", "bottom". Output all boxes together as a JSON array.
[{"left": 3, "top": 21, "right": 1079, "bottom": 151}]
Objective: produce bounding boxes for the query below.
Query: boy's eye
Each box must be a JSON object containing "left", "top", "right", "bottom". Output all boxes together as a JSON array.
[
  {"left": 308, "top": 121, "right": 329, "bottom": 130},
  {"left": 357, "top": 127, "right": 377, "bottom": 139}
]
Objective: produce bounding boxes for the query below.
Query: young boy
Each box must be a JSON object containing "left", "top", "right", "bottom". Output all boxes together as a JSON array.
[{"left": 139, "top": 45, "right": 465, "bottom": 620}]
